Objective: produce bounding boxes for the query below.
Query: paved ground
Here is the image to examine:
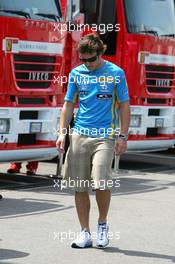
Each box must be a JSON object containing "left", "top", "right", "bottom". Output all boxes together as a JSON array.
[{"left": 0, "top": 161, "right": 175, "bottom": 264}]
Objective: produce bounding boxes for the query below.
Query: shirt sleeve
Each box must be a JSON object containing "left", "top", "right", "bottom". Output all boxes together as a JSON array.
[
  {"left": 64, "top": 70, "right": 78, "bottom": 103},
  {"left": 115, "top": 70, "right": 130, "bottom": 103}
]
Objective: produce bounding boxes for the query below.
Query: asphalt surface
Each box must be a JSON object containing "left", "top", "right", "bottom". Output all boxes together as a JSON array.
[{"left": 0, "top": 153, "right": 175, "bottom": 264}]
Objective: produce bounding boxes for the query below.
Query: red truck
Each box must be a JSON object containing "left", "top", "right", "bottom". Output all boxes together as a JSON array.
[
  {"left": 0, "top": 0, "right": 66, "bottom": 162},
  {"left": 0, "top": 0, "right": 175, "bottom": 164},
  {"left": 60, "top": 0, "right": 175, "bottom": 152}
]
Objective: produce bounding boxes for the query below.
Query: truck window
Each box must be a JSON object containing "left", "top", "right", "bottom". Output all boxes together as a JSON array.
[
  {"left": 72, "top": 0, "right": 80, "bottom": 18},
  {"left": 84, "top": 0, "right": 117, "bottom": 55},
  {"left": 124, "top": 0, "right": 175, "bottom": 36},
  {"left": 0, "top": 0, "right": 62, "bottom": 21}
]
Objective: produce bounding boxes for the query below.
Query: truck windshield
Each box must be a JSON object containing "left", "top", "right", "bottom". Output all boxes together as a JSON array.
[
  {"left": 0, "top": 0, "right": 61, "bottom": 21},
  {"left": 124, "top": 0, "right": 175, "bottom": 36}
]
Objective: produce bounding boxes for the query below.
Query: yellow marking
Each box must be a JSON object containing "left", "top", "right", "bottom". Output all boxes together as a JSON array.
[
  {"left": 6, "top": 39, "right": 12, "bottom": 52},
  {"left": 109, "top": 90, "right": 117, "bottom": 140},
  {"left": 73, "top": 90, "right": 78, "bottom": 104}
]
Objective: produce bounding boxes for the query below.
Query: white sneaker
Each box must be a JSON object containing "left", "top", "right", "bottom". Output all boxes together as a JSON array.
[
  {"left": 96, "top": 222, "right": 109, "bottom": 248},
  {"left": 71, "top": 229, "right": 93, "bottom": 248}
]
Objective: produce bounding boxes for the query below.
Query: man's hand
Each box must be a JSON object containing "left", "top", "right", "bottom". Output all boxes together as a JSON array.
[
  {"left": 56, "top": 134, "right": 66, "bottom": 153},
  {"left": 115, "top": 138, "right": 127, "bottom": 155}
]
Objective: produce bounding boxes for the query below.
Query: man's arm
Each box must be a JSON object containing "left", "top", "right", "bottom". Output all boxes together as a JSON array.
[
  {"left": 56, "top": 101, "right": 74, "bottom": 152},
  {"left": 119, "top": 101, "right": 130, "bottom": 135},
  {"left": 115, "top": 101, "right": 130, "bottom": 155}
]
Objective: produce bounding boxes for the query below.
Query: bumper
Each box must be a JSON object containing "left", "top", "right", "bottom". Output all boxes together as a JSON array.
[
  {"left": 0, "top": 147, "right": 58, "bottom": 163},
  {"left": 128, "top": 139, "right": 175, "bottom": 152}
]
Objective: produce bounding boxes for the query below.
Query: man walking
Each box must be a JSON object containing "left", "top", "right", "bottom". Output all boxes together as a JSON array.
[{"left": 56, "top": 33, "right": 130, "bottom": 248}]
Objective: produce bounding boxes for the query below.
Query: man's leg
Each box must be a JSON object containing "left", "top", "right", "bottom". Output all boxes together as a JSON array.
[
  {"left": 96, "top": 189, "right": 111, "bottom": 247},
  {"left": 64, "top": 134, "right": 92, "bottom": 248},
  {"left": 96, "top": 189, "right": 111, "bottom": 223},
  {"left": 91, "top": 140, "right": 114, "bottom": 223},
  {"left": 71, "top": 191, "right": 92, "bottom": 248},
  {"left": 91, "top": 139, "right": 114, "bottom": 248},
  {"left": 7, "top": 163, "right": 22, "bottom": 173},
  {"left": 26, "top": 161, "right": 38, "bottom": 175},
  {"left": 75, "top": 191, "right": 90, "bottom": 231}
]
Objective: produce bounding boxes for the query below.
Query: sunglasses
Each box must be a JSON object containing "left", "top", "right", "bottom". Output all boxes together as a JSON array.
[{"left": 79, "top": 55, "right": 98, "bottom": 63}]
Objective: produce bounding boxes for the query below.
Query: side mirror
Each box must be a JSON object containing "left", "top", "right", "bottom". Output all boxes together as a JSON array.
[{"left": 80, "top": 0, "right": 97, "bottom": 14}]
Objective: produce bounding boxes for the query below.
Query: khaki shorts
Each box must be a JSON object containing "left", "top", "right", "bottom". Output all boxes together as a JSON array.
[{"left": 63, "top": 133, "right": 115, "bottom": 192}]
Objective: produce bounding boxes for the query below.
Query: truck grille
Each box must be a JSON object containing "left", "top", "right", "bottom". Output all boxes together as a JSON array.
[
  {"left": 145, "top": 65, "right": 174, "bottom": 94},
  {"left": 13, "top": 54, "right": 59, "bottom": 89}
]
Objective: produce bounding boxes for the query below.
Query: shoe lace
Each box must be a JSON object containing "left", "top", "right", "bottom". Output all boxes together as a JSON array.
[
  {"left": 79, "top": 229, "right": 90, "bottom": 240},
  {"left": 98, "top": 224, "right": 107, "bottom": 240}
]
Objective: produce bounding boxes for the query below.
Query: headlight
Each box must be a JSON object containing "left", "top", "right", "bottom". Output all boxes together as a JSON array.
[
  {"left": 0, "top": 119, "right": 10, "bottom": 133},
  {"left": 130, "top": 115, "right": 141, "bottom": 127}
]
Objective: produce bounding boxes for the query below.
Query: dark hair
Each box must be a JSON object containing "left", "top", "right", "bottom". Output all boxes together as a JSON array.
[{"left": 77, "top": 33, "right": 107, "bottom": 55}]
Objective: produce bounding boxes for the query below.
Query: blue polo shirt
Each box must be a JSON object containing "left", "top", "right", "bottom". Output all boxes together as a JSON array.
[{"left": 64, "top": 60, "right": 129, "bottom": 139}]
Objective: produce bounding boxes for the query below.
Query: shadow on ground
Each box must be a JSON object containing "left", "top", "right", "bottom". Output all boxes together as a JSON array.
[
  {"left": 97, "top": 247, "right": 175, "bottom": 263},
  {"left": 0, "top": 195, "right": 73, "bottom": 219},
  {"left": 0, "top": 248, "right": 29, "bottom": 261}
]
